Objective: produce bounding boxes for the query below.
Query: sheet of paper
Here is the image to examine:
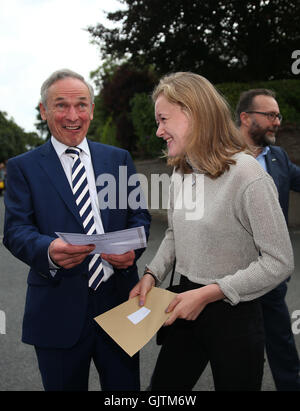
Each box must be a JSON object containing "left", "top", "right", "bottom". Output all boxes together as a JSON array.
[
  {"left": 94, "top": 287, "right": 177, "bottom": 357},
  {"left": 55, "top": 226, "right": 147, "bottom": 254}
]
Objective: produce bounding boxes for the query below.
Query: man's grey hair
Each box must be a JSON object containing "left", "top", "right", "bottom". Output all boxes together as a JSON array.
[{"left": 40, "top": 68, "right": 94, "bottom": 107}]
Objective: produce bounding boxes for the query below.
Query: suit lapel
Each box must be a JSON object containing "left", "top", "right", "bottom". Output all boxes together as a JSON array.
[
  {"left": 37, "top": 140, "right": 83, "bottom": 227},
  {"left": 265, "top": 148, "right": 279, "bottom": 180}
]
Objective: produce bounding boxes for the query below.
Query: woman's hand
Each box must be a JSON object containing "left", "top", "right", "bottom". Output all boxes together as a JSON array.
[
  {"left": 129, "top": 273, "right": 156, "bottom": 306},
  {"left": 164, "top": 284, "right": 225, "bottom": 326}
]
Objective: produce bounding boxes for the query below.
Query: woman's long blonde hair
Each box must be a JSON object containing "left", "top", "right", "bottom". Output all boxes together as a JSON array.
[{"left": 152, "top": 72, "right": 247, "bottom": 178}]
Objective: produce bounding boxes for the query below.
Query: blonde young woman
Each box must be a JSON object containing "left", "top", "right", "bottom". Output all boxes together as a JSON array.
[{"left": 129, "top": 72, "right": 294, "bottom": 391}]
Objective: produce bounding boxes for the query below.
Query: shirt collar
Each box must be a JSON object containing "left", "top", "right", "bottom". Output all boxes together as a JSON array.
[
  {"left": 256, "top": 145, "right": 270, "bottom": 160},
  {"left": 259, "top": 146, "right": 270, "bottom": 157},
  {"left": 51, "top": 136, "right": 90, "bottom": 158}
]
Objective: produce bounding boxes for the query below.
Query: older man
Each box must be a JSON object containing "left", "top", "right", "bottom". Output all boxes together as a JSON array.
[
  {"left": 3, "top": 69, "right": 151, "bottom": 391},
  {"left": 236, "top": 88, "right": 300, "bottom": 391}
]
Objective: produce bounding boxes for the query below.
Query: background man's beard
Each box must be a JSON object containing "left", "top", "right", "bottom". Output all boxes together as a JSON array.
[{"left": 249, "top": 124, "right": 277, "bottom": 147}]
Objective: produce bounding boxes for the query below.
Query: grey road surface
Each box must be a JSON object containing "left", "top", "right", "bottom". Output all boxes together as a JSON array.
[{"left": 0, "top": 197, "right": 299, "bottom": 391}]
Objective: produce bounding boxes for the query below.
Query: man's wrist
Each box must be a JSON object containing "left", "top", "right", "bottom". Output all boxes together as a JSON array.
[{"left": 48, "top": 247, "right": 61, "bottom": 269}]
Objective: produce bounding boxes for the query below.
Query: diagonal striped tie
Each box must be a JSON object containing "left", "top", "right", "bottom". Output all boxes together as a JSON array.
[{"left": 65, "top": 147, "right": 104, "bottom": 290}]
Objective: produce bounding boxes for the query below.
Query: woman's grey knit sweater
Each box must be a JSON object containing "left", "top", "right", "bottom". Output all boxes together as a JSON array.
[{"left": 148, "top": 152, "right": 294, "bottom": 305}]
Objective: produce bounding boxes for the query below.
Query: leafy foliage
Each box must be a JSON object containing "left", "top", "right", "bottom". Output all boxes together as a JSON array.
[
  {"left": 217, "top": 79, "right": 300, "bottom": 125},
  {"left": 35, "top": 104, "right": 51, "bottom": 140},
  {"left": 94, "top": 63, "right": 157, "bottom": 151},
  {"left": 88, "top": 0, "right": 300, "bottom": 82},
  {"left": 0, "top": 111, "right": 44, "bottom": 162},
  {"left": 130, "top": 93, "right": 164, "bottom": 158}
]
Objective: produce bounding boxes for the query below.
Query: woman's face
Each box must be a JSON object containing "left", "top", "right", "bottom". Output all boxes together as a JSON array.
[{"left": 155, "top": 94, "right": 191, "bottom": 157}]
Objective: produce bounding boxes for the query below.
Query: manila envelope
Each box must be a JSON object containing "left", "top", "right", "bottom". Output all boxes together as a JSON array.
[{"left": 94, "top": 287, "right": 177, "bottom": 357}]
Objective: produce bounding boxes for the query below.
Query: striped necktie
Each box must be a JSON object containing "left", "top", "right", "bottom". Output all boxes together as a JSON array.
[{"left": 65, "top": 147, "right": 104, "bottom": 290}]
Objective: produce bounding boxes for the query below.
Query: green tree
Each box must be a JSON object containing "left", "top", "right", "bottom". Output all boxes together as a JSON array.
[
  {"left": 35, "top": 104, "right": 51, "bottom": 140},
  {"left": 95, "top": 63, "right": 157, "bottom": 152},
  {"left": 130, "top": 93, "right": 163, "bottom": 157},
  {"left": 0, "top": 111, "right": 43, "bottom": 162},
  {"left": 88, "top": 0, "right": 300, "bottom": 82},
  {"left": 87, "top": 93, "right": 120, "bottom": 147}
]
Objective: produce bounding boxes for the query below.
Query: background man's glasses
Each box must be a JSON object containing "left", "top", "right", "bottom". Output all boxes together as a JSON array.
[{"left": 245, "top": 111, "right": 283, "bottom": 122}]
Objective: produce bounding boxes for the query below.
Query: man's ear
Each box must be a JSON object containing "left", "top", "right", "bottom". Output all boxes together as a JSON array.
[
  {"left": 39, "top": 102, "right": 47, "bottom": 121},
  {"left": 240, "top": 112, "right": 251, "bottom": 127},
  {"left": 90, "top": 103, "right": 95, "bottom": 121}
]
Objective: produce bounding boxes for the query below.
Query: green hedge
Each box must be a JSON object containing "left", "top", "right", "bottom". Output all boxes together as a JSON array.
[
  {"left": 129, "top": 79, "right": 300, "bottom": 158},
  {"left": 91, "top": 79, "right": 300, "bottom": 159},
  {"left": 217, "top": 79, "right": 300, "bottom": 125}
]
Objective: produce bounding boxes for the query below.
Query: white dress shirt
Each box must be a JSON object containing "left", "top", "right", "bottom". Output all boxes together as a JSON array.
[{"left": 49, "top": 136, "right": 114, "bottom": 281}]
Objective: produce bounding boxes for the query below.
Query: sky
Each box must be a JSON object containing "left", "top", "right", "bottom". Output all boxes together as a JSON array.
[{"left": 0, "top": 0, "right": 124, "bottom": 133}]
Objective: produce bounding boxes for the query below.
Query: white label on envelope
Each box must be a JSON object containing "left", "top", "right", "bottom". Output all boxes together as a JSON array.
[{"left": 127, "top": 307, "right": 151, "bottom": 325}]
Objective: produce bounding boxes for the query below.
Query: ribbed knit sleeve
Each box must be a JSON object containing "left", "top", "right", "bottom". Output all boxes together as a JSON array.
[{"left": 215, "top": 174, "right": 294, "bottom": 304}]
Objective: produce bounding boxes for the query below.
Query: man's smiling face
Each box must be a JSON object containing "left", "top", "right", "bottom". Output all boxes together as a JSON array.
[{"left": 39, "top": 77, "right": 94, "bottom": 146}]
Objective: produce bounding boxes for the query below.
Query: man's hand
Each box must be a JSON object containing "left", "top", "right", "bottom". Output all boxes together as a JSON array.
[
  {"left": 49, "top": 238, "right": 95, "bottom": 269},
  {"left": 101, "top": 250, "right": 135, "bottom": 269}
]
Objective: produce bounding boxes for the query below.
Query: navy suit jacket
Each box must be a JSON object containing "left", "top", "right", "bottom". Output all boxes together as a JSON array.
[
  {"left": 265, "top": 146, "right": 300, "bottom": 224},
  {"left": 3, "top": 139, "right": 151, "bottom": 348}
]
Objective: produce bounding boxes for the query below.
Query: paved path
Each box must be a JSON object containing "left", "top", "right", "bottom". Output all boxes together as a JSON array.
[{"left": 0, "top": 197, "right": 299, "bottom": 391}]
